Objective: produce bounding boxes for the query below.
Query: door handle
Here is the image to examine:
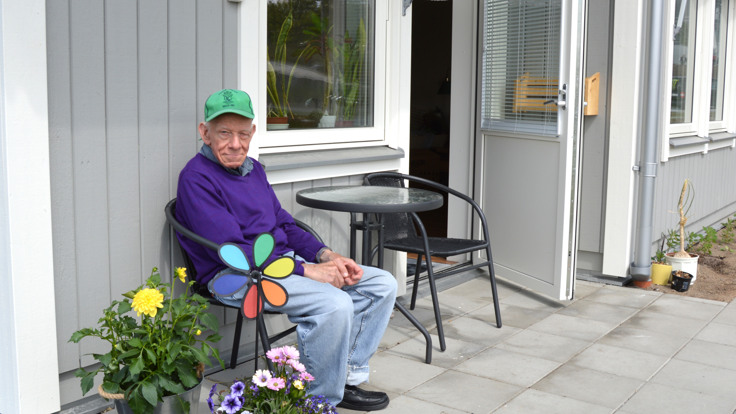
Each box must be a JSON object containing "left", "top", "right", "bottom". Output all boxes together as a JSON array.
[{"left": 543, "top": 84, "right": 567, "bottom": 110}]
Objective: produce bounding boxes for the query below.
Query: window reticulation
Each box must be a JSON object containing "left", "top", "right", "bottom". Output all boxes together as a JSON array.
[
  {"left": 266, "top": 0, "right": 375, "bottom": 132},
  {"left": 669, "top": 0, "right": 733, "bottom": 136},
  {"left": 481, "top": 0, "right": 562, "bottom": 136},
  {"left": 671, "top": 0, "right": 697, "bottom": 124}
]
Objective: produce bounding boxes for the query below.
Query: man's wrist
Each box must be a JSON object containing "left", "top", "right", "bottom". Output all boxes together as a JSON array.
[{"left": 316, "top": 247, "right": 331, "bottom": 263}]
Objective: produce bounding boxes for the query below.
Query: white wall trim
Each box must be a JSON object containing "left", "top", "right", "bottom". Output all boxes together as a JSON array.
[
  {"left": 601, "top": 0, "right": 644, "bottom": 277},
  {"left": 449, "top": 0, "right": 477, "bottom": 240},
  {"left": 0, "top": 1, "right": 60, "bottom": 412}
]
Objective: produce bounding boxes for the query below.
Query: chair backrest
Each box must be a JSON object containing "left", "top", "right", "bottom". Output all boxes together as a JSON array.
[
  {"left": 364, "top": 172, "right": 491, "bottom": 243},
  {"left": 362, "top": 174, "right": 419, "bottom": 242}
]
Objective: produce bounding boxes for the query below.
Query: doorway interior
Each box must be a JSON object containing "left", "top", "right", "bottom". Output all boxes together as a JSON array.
[{"left": 409, "top": 0, "right": 452, "bottom": 238}]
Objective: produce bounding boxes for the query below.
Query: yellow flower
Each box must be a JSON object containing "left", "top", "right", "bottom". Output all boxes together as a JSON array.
[
  {"left": 293, "top": 380, "right": 304, "bottom": 390},
  {"left": 131, "top": 288, "right": 164, "bottom": 317},
  {"left": 175, "top": 267, "right": 187, "bottom": 283},
  {"left": 196, "top": 329, "right": 202, "bottom": 336}
]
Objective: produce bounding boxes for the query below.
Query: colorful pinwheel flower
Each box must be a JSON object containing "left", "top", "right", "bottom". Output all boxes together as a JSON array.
[{"left": 210, "top": 233, "right": 295, "bottom": 319}]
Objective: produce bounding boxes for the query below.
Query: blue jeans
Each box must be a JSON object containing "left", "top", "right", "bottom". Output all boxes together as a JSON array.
[{"left": 209, "top": 253, "right": 397, "bottom": 405}]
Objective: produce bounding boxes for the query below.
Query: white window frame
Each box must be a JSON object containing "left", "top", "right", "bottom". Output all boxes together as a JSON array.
[
  {"left": 661, "top": 0, "right": 736, "bottom": 160},
  {"left": 238, "top": 1, "right": 395, "bottom": 156}
]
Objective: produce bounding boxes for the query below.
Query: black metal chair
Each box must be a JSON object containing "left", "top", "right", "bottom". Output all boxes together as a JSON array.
[
  {"left": 165, "top": 198, "right": 322, "bottom": 370},
  {"left": 363, "top": 172, "right": 502, "bottom": 351}
]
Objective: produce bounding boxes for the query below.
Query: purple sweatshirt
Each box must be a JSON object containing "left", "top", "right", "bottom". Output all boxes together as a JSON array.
[{"left": 175, "top": 153, "right": 326, "bottom": 284}]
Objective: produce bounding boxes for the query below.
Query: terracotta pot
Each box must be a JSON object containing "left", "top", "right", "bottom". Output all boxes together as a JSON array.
[
  {"left": 267, "top": 116, "right": 289, "bottom": 130},
  {"left": 335, "top": 120, "right": 354, "bottom": 127}
]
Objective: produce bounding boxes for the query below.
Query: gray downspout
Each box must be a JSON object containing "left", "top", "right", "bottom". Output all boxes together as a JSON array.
[{"left": 630, "top": 0, "right": 664, "bottom": 283}]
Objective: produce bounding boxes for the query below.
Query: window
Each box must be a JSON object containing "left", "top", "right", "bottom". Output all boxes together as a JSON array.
[
  {"left": 666, "top": 0, "right": 735, "bottom": 145},
  {"left": 480, "top": 0, "right": 562, "bottom": 136},
  {"left": 261, "top": 0, "right": 387, "bottom": 149}
]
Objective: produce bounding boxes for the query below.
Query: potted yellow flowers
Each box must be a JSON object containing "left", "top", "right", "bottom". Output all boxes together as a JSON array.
[{"left": 70, "top": 267, "right": 224, "bottom": 414}]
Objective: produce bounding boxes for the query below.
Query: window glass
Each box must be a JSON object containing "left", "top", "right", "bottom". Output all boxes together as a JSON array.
[
  {"left": 710, "top": 0, "right": 729, "bottom": 122},
  {"left": 481, "top": 0, "right": 562, "bottom": 136},
  {"left": 266, "top": 0, "right": 375, "bottom": 131},
  {"left": 671, "top": 0, "right": 697, "bottom": 124}
]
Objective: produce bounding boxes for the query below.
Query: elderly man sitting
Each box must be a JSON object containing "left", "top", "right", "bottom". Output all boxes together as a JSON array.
[{"left": 175, "top": 89, "right": 397, "bottom": 411}]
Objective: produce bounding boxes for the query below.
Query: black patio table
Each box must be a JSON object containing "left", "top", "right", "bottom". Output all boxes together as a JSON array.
[{"left": 296, "top": 185, "right": 444, "bottom": 363}]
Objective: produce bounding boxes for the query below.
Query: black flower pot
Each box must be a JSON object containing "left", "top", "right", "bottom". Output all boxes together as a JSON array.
[{"left": 671, "top": 270, "right": 693, "bottom": 292}]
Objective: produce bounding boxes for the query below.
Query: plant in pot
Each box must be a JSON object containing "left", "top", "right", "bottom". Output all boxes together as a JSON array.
[
  {"left": 665, "top": 179, "right": 698, "bottom": 286},
  {"left": 69, "top": 267, "right": 224, "bottom": 414},
  {"left": 333, "top": 18, "right": 366, "bottom": 127},
  {"left": 650, "top": 234, "right": 673, "bottom": 286},
  {"left": 208, "top": 345, "right": 337, "bottom": 414},
  {"left": 267, "top": 10, "right": 307, "bottom": 131},
  {"left": 303, "top": 11, "right": 337, "bottom": 128}
]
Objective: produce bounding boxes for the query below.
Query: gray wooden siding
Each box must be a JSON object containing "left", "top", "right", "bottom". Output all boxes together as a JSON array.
[
  {"left": 46, "top": 0, "right": 241, "bottom": 405},
  {"left": 651, "top": 147, "right": 736, "bottom": 250}
]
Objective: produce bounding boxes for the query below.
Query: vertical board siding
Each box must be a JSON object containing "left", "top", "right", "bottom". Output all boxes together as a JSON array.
[
  {"left": 48, "top": 0, "right": 239, "bottom": 406},
  {"left": 105, "top": 0, "right": 143, "bottom": 309},
  {"left": 652, "top": 148, "right": 736, "bottom": 249},
  {"left": 138, "top": 1, "right": 172, "bottom": 276},
  {"left": 47, "top": 0, "right": 80, "bottom": 376},
  {"left": 69, "top": 0, "right": 112, "bottom": 367}
]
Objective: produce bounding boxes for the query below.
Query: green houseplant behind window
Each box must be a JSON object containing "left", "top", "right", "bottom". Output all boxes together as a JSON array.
[{"left": 266, "top": 0, "right": 374, "bottom": 130}]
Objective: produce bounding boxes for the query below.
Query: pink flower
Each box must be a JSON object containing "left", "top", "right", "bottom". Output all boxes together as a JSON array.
[
  {"left": 266, "top": 348, "right": 285, "bottom": 365},
  {"left": 281, "top": 345, "right": 299, "bottom": 361},
  {"left": 299, "top": 371, "right": 315, "bottom": 382},
  {"left": 266, "top": 377, "right": 286, "bottom": 391},
  {"left": 289, "top": 360, "right": 306, "bottom": 373}
]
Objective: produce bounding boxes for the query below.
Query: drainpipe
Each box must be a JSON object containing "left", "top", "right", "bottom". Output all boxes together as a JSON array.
[{"left": 630, "top": 0, "right": 664, "bottom": 284}]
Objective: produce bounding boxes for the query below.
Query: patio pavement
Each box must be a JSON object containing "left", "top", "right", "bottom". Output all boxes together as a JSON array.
[{"left": 194, "top": 270, "right": 736, "bottom": 414}]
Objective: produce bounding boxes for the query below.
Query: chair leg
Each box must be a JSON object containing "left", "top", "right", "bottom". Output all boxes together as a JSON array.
[
  {"left": 425, "top": 262, "right": 446, "bottom": 351},
  {"left": 257, "top": 313, "right": 275, "bottom": 372},
  {"left": 410, "top": 254, "right": 423, "bottom": 310},
  {"left": 230, "top": 310, "right": 244, "bottom": 370},
  {"left": 486, "top": 247, "right": 502, "bottom": 328}
]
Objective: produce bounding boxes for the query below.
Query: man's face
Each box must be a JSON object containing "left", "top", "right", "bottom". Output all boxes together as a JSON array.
[{"left": 199, "top": 113, "right": 256, "bottom": 169}]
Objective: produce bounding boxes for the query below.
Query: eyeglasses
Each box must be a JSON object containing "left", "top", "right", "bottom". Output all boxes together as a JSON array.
[{"left": 216, "top": 129, "right": 253, "bottom": 141}]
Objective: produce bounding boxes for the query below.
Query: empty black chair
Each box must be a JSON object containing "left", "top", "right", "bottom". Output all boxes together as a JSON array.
[
  {"left": 165, "top": 198, "right": 321, "bottom": 370},
  {"left": 363, "top": 172, "right": 502, "bottom": 351}
]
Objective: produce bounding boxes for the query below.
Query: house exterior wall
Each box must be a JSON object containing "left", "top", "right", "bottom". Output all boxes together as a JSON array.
[
  {"left": 45, "top": 1, "right": 405, "bottom": 409},
  {"left": 651, "top": 147, "right": 736, "bottom": 252},
  {"left": 45, "top": 0, "right": 246, "bottom": 406}
]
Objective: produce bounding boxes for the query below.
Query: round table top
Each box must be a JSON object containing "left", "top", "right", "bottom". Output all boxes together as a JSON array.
[{"left": 296, "top": 185, "right": 443, "bottom": 213}]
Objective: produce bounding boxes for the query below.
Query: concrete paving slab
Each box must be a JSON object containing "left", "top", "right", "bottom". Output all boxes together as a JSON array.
[
  {"left": 527, "top": 313, "right": 617, "bottom": 342},
  {"left": 406, "top": 370, "right": 521, "bottom": 414},
  {"left": 583, "top": 285, "right": 660, "bottom": 309},
  {"left": 597, "top": 325, "right": 692, "bottom": 357},
  {"left": 567, "top": 343, "right": 669, "bottom": 380},
  {"left": 455, "top": 347, "right": 561, "bottom": 387},
  {"left": 674, "top": 339, "right": 736, "bottom": 371},
  {"left": 694, "top": 321, "right": 736, "bottom": 346},
  {"left": 495, "top": 329, "right": 590, "bottom": 363},
  {"left": 644, "top": 294, "right": 726, "bottom": 320},
  {"left": 650, "top": 359, "right": 736, "bottom": 404},
  {"left": 619, "top": 382, "right": 736, "bottom": 414},
  {"left": 532, "top": 364, "right": 643, "bottom": 409},
  {"left": 494, "top": 388, "right": 612, "bottom": 414}
]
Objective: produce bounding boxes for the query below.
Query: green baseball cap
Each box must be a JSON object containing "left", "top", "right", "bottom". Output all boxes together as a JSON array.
[{"left": 204, "top": 89, "right": 255, "bottom": 121}]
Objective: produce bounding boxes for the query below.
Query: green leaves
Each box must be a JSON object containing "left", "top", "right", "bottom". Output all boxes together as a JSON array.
[
  {"left": 199, "top": 312, "right": 219, "bottom": 333},
  {"left": 75, "top": 368, "right": 97, "bottom": 395},
  {"left": 69, "top": 266, "right": 223, "bottom": 414}
]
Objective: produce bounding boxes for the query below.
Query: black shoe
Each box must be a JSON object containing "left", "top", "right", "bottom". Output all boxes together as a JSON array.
[{"left": 337, "top": 384, "right": 389, "bottom": 411}]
